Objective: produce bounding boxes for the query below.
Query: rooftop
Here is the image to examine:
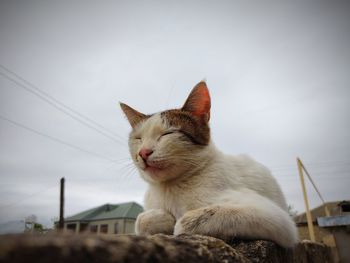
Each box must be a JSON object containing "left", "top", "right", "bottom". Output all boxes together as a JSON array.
[
  {"left": 294, "top": 200, "right": 350, "bottom": 224},
  {"left": 317, "top": 215, "right": 350, "bottom": 227},
  {"left": 64, "top": 202, "right": 143, "bottom": 222}
]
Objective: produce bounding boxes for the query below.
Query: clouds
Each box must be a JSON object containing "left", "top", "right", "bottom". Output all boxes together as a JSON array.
[{"left": 0, "top": 0, "right": 349, "bottom": 226}]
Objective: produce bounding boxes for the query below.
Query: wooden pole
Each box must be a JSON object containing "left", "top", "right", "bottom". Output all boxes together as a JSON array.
[
  {"left": 58, "top": 177, "right": 65, "bottom": 230},
  {"left": 297, "top": 158, "right": 316, "bottom": 242},
  {"left": 299, "top": 161, "right": 330, "bottom": 217}
]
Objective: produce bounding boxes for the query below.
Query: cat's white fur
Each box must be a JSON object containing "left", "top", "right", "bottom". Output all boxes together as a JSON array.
[{"left": 122, "top": 85, "right": 298, "bottom": 248}]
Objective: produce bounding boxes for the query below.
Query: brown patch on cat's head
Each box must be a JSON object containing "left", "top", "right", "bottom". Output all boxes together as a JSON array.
[
  {"left": 162, "top": 109, "right": 210, "bottom": 145},
  {"left": 161, "top": 81, "right": 211, "bottom": 145},
  {"left": 119, "top": 102, "right": 149, "bottom": 128}
]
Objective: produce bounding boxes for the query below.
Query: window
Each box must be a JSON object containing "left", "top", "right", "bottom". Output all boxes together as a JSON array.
[
  {"left": 90, "top": 225, "right": 98, "bottom": 233},
  {"left": 341, "top": 203, "right": 350, "bottom": 212},
  {"left": 67, "top": 223, "right": 76, "bottom": 232},
  {"left": 100, "top": 224, "right": 108, "bottom": 233},
  {"left": 114, "top": 222, "right": 119, "bottom": 234},
  {"left": 80, "top": 223, "right": 88, "bottom": 233}
]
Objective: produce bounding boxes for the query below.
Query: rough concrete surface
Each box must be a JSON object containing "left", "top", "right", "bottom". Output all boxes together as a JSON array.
[{"left": 0, "top": 233, "right": 333, "bottom": 263}]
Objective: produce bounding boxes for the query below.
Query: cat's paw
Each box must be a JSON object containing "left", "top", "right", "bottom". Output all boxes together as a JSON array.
[
  {"left": 174, "top": 206, "right": 221, "bottom": 236},
  {"left": 135, "top": 209, "right": 176, "bottom": 235}
]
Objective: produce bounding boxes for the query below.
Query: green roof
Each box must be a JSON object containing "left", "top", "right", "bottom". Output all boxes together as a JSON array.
[{"left": 65, "top": 202, "right": 143, "bottom": 222}]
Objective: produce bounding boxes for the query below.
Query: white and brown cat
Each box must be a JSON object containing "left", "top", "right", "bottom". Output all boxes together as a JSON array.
[{"left": 120, "top": 81, "right": 298, "bottom": 248}]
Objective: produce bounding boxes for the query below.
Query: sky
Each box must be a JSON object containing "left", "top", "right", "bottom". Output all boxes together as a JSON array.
[{"left": 0, "top": 0, "right": 349, "bottom": 227}]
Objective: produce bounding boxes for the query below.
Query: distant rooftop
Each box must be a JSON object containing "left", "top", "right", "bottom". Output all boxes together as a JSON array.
[
  {"left": 294, "top": 200, "right": 350, "bottom": 224},
  {"left": 317, "top": 215, "right": 350, "bottom": 227},
  {"left": 64, "top": 202, "right": 143, "bottom": 222}
]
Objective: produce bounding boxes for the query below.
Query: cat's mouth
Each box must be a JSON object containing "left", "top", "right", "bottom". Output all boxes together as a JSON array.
[{"left": 142, "top": 160, "right": 169, "bottom": 173}]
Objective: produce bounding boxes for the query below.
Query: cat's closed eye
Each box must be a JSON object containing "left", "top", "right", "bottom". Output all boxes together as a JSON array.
[
  {"left": 161, "top": 131, "right": 174, "bottom": 136},
  {"left": 157, "top": 131, "right": 176, "bottom": 141}
]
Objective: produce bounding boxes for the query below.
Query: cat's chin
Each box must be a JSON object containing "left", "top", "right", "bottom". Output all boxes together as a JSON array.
[
  {"left": 139, "top": 165, "right": 176, "bottom": 182},
  {"left": 144, "top": 166, "right": 164, "bottom": 174},
  {"left": 141, "top": 160, "right": 171, "bottom": 174}
]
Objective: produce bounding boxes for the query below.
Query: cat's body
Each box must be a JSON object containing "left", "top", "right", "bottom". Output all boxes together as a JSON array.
[
  {"left": 120, "top": 82, "right": 298, "bottom": 248},
  {"left": 144, "top": 144, "right": 288, "bottom": 218}
]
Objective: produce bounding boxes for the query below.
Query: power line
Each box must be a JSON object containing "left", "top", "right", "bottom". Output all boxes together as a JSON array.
[
  {"left": 0, "top": 114, "right": 116, "bottom": 163},
  {"left": 278, "top": 173, "right": 350, "bottom": 180},
  {"left": 275, "top": 168, "right": 350, "bottom": 176},
  {"left": 270, "top": 160, "right": 350, "bottom": 171},
  {"left": 0, "top": 65, "right": 126, "bottom": 147},
  {"left": 0, "top": 64, "right": 126, "bottom": 139},
  {"left": 0, "top": 70, "right": 126, "bottom": 146},
  {"left": 0, "top": 182, "right": 59, "bottom": 209}
]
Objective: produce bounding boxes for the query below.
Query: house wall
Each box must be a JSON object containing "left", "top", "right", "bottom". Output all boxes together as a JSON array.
[
  {"left": 297, "top": 224, "right": 350, "bottom": 263},
  {"left": 64, "top": 219, "right": 136, "bottom": 235},
  {"left": 297, "top": 224, "right": 333, "bottom": 242},
  {"left": 124, "top": 219, "right": 136, "bottom": 234},
  {"left": 333, "top": 228, "right": 350, "bottom": 263},
  {"left": 297, "top": 224, "right": 339, "bottom": 262},
  {"left": 88, "top": 219, "right": 124, "bottom": 235}
]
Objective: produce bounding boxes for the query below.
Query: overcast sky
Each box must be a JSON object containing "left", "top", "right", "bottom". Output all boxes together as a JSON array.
[{"left": 0, "top": 0, "right": 349, "bottom": 227}]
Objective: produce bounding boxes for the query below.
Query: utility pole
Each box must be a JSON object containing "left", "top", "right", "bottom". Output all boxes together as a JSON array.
[
  {"left": 297, "top": 158, "right": 316, "bottom": 242},
  {"left": 298, "top": 160, "right": 330, "bottom": 217},
  {"left": 58, "top": 177, "right": 65, "bottom": 230}
]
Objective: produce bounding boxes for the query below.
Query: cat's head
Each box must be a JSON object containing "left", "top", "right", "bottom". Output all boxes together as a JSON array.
[{"left": 120, "top": 81, "right": 211, "bottom": 183}]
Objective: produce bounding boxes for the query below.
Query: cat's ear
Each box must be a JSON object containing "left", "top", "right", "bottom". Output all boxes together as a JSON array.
[
  {"left": 182, "top": 81, "right": 211, "bottom": 122},
  {"left": 119, "top": 102, "right": 147, "bottom": 128}
]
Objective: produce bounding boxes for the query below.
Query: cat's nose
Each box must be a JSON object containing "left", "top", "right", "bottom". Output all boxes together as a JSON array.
[{"left": 139, "top": 148, "right": 153, "bottom": 160}]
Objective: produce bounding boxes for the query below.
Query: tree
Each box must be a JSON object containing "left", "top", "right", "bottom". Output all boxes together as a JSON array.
[
  {"left": 24, "top": 215, "right": 45, "bottom": 233},
  {"left": 34, "top": 223, "right": 44, "bottom": 232}
]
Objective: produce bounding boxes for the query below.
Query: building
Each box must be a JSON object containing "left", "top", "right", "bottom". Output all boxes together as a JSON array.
[
  {"left": 63, "top": 202, "right": 143, "bottom": 235},
  {"left": 294, "top": 200, "right": 350, "bottom": 263}
]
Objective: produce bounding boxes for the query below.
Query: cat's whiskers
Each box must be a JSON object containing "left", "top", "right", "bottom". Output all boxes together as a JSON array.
[
  {"left": 110, "top": 156, "right": 134, "bottom": 165},
  {"left": 119, "top": 161, "right": 137, "bottom": 176},
  {"left": 123, "top": 165, "right": 137, "bottom": 179}
]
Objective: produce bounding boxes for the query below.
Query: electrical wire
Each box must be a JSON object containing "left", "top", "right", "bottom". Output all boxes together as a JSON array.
[
  {"left": 0, "top": 114, "right": 116, "bottom": 163},
  {"left": 270, "top": 160, "right": 350, "bottom": 171},
  {"left": 0, "top": 65, "right": 126, "bottom": 147},
  {"left": 0, "top": 182, "right": 59, "bottom": 209}
]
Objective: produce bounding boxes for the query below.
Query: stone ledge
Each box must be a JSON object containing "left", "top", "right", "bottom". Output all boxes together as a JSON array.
[{"left": 0, "top": 233, "right": 333, "bottom": 263}]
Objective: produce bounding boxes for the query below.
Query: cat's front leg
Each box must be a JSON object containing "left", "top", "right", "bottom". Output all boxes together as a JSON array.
[
  {"left": 174, "top": 206, "right": 224, "bottom": 237},
  {"left": 174, "top": 201, "right": 298, "bottom": 248},
  {"left": 135, "top": 209, "right": 176, "bottom": 235}
]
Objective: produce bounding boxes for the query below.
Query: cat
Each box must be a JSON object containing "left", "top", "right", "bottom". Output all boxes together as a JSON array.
[{"left": 120, "top": 81, "right": 298, "bottom": 248}]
